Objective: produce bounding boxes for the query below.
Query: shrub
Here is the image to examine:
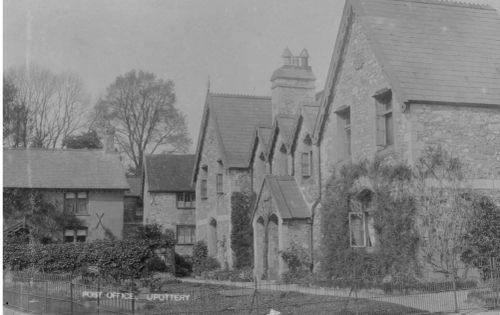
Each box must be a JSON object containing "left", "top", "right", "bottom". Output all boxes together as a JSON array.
[
  {"left": 4, "top": 239, "right": 156, "bottom": 280},
  {"left": 146, "top": 256, "right": 168, "bottom": 273},
  {"left": 231, "top": 192, "right": 255, "bottom": 269},
  {"left": 192, "top": 241, "right": 220, "bottom": 275},
  {"left": 280, "top": 243, "right": 312, "bottom": 284},
  {"left": 175, "top": 254, "right": 192, "bottom": 277}
]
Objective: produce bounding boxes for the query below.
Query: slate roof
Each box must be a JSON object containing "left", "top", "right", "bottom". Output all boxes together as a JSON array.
[
  {"left": 145, "top": 154, "right": 195, "bottom": 192},
  {"left": 355, "top": 0, "right": 500, "bottom": 105},
  {"left": 263, "top": 176, "right": 310, "bottom": 219},
  {"left": 125, "top": 176, "right": 142, "bottom": 197},
  {"left": 193, "top": 93, "right": 272, "bottom": 181},
  {"left": 3, "top": 148, "right": 129, "bottom": 190}
]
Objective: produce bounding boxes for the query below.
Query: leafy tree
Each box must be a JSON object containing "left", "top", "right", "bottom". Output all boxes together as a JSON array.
[
  {"left": 92, "top": 70, "right": 191, "bottom": 173},
  {"left": 125, "top": 223, "right": 175, "bottom": 250},
  {"left": 62, "top": 130, "right": 102, "bottom": 149},
  {"left": 3, "top": 76, "right": 29, "bottom": 147}
]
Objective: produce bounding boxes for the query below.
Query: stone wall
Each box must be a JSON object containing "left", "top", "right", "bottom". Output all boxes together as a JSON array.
[
  {"left": 196, "top": 110, "right": 251, "bottom": 268},
  {"left": 320, "top": 13, "right": 393, "bottom": 188}
]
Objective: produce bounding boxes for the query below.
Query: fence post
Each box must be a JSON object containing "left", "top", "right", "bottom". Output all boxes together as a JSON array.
[
  {"left": 131, "top": 293, "right": 135, "bottom": 314},
  {"left": 70, "top": 282, "right": 74, "bottom": 315},
  {"left": 97, "top": 277, "right": 100, "bottom": 315},
  {"left": 452, "top": 274, "right": 458, "bottom": 313},
  {"left": 45, "top": 280, "right": 48, "bottom": 314}
]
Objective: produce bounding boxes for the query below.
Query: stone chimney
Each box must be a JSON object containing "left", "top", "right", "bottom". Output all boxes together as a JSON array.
[
  {"left": 103, "top": 126, "right": 116, "bottom": 154},
  {"left": 270, "top": 48, "right": 316, "bottom": 119}
]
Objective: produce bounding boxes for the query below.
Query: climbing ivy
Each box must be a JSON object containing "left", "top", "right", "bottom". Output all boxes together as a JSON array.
[
  {"left": 319, "top": 158, "right": 420, "bottom": 280},
  {"left": 230, "top": 191, "right": 255, "bottom": 269}
]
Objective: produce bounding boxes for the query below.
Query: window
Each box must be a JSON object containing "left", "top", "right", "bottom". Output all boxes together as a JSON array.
[
  {"left": 64, "top": 192, "right": 88, "bottom": 215},
  {"left": 301, "top": 151, "right": 313, "bottom": 177},
  {"left": 375, "top": 89, "right": 394, "bottom": 148},
  {"left": 64, "top": 228, "right": 88, "bottom": 243},
  {"left": 337, "top": 108, "right": 351, "bottom": 159},
  {"left": 216, "top": 174, "right": 223, "bottom": 194},
  {"left": 201, "top": 180, "right": 207, "bottom": 199},
  {"left": 177, "top": 192, "right": 195, "bottom": 208},
  {"left": 176, "top": 225, "right": 195, "bottom": 245},
  {"left": 349, "top": 212, "right": 375, "bottom": 248}
]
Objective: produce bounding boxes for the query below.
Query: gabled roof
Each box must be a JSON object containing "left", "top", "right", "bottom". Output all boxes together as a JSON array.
[
  {"left": 145, "top": 154, "right": 195, "bottom": 192},
  {"left": 193, "top": 92, "right": 272, "bottom": 181},
  {"left": 267, "top": 114, "right": 298, "bottom": 162},
  {"left": 248, "top": 125, "right": 273, "bottom": 166},
  {"left": 3, "top": 148, "right": 129, "bottom": 190},
  {"left": 256, "top": 175, "right": 310, "bottom": 220},
  {"left": 125, "top": 176, "right": 142, "bottom": 197},
  {"left": 315, "top": 0, "right": 500, "bottom": 140}
]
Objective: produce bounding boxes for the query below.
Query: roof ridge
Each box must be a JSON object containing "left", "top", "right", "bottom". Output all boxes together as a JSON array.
[
  {"left": 209, "top": 92, "right": 271, "bottom": 99},
  {"left": 397, "top": 0, "right": 495, "bottom": 10}
]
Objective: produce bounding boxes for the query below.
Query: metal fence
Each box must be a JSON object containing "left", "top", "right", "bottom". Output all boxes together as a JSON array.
[{"left": 3, "top": 271, "right": 500, "bottom": 315}]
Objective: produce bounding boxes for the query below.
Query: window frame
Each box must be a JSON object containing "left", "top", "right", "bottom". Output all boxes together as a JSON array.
[
  {"left": 374, "top": 89, "right": 394, "bottom": 150},
  {"left": 216, "top": 173, "right": 223, "bottom": 194},
  {"left": 64, "top": 227, "right": 88, "bottom": 243},
  {"left": 301, "top": 151, "right": 312, "bottom": 178},
  {"left": 64, "top": 191, "right": 89, "bottom": 215},
  {"left": 176, "top": 192, "right": 196, "bottom": 209},
  {"left": 176, "top": 225, "right": 196, "bottom": 245},
  {"left": 349, "top": 211, "right": 375, "bottom": 248},
  {"left": 200, "top": 180, "right": 208, "bottom": 199},
  {"left": 336, "top": 107, "right": 351, "bottom": 159}
]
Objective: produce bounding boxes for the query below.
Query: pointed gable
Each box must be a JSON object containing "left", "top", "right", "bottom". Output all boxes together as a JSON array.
[
  {"left": 315, "top": 0, "right": 500, "bottom": 141},
  {"left": 193, "top": 92, "right": 272, "bottom": 182}
]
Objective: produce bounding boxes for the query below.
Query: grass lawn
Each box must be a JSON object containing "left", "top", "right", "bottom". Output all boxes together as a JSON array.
[
  {"left": 138, "top": 282, "right": 428, "bottom": 315},
  {"left": 4, "top": 280, "right": 429, "bottom": 314}
]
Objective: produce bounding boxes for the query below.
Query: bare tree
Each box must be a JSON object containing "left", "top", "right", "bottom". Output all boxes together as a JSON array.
[
  {"left": 414, "top": 146, "right": 474, "bottom": 278},
  {"left": 92, "top": 70, "right": 191, "bottom": 174},
  {"left": 5, "top": 64, "right": 89, "bottom": 148}
]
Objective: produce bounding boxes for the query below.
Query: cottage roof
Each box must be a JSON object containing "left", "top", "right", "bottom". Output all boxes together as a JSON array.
[
  {"left": 193, "top": 92, "right": 272, "bottom": 181},
  {"left": 356, "top": 0, "right": 500, "bottom": 105},
  {"left": 315, "top": 0, "right": 500, "bottom": 140},
  {"left": 3, "top": 148, "right": 129, "bottom": 190},
  {"left": 262, "top": 175, "right": 310, "bottom": 219},
  {"left": 125, "top": 176, "right": 142, "bottom": 197},
  {"left": 145, "top": 154, "right": 195, "bottom": 192}
]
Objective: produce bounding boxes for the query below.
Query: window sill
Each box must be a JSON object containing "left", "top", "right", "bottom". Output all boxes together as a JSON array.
[
  {"left": 201, "top": 197, "right": 208, "bottom": 200},
  {"left": 75, "top": 214, "right": 90, "bottom": 217},
  {"left": 176, "top": 243, "right": 194, "bottom": 246},
  {"left": 216, "top": 192, "right": 224, "bottom": 195},
  {"left": 177, "top": 207, "right": 195, "bottom": 210}
]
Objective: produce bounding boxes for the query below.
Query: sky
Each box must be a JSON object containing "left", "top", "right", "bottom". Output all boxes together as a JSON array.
[{"left": 4, "top": 0, "right": 500, "bottom": 153}]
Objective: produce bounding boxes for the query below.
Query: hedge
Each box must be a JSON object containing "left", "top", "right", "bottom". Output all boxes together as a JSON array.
[{"left": 4, "top": 239, "right": 157, "bottom": 280}]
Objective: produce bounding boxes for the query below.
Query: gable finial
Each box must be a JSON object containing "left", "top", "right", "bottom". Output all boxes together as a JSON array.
[{"left": 207, "top": 75, "right": 211, "bottom": 92}]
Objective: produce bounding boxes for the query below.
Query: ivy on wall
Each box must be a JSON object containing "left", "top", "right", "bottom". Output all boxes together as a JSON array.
[
  {"left": 319, "top": 158, "right": 420, "bottom": 280},
  {"left": 230, "top": 191, "right": 255, "bottom": 269}
]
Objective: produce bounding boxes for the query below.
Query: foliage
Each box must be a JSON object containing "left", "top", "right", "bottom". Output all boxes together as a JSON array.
[
  {"left": 200, "top": 267, "right": 254, "bottom": 282},
  {"left": 92, "top": 69, "right": 191, "bottom": 172},
  {"left": 461, "top": 195, "right": 500, "bottom": 277},
  {"left": 414, "top": 146, "right": 475, "bottom": 277},
  {"left": 5, "top": 64, "right": 89, "bottom": 148},
  {"left": 125, "top": 223, "right": 176, "bottom": 250},
  {"left": 175, "top": 254, "right": 193, "bottom": 277},
  {"left": 319, "top": 158, "right": 420, "bottom": 280},
  {"left": 62, "top": 130, "right": 102, "bottom": 149},
  {"left": 192, "top": 241, "right": 220, "bottom": 275},
  {"left": 3, "top": 189, "right": 83, "bottom": 244},
  {"left": 281, "top": 242, "right": 313, "bottom": 284},
  {"left": 145, "top": 256, "right": 169, "bottom": 273},
  {"left": 4, "top": 240, "right": 155, "bottom": 280},
  {"left": 230, "top": 191, "right": 255, "bottom": 269}
]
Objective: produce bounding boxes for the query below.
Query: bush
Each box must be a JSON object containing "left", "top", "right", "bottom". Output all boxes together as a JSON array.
[
  {"left": 280, "top": 243, "right": 312, "bottom": 284},
  {"left": 192, "top": 241, "right": 220, "bottom": 275},
  {"left": 146, "top": 256, "right": 168, "bottom": 273},
  {"left": 4, "top": 239, "right": 156, "bottom": 280},
  {"left": 200, "top": 267, "right": 253, "bottom": 282},
  {"left": 175, "top": 254, "right": 192, "bottom": 277}
]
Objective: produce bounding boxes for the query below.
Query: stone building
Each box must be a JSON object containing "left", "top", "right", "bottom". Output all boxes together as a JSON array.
[
  {"left": 143, "top": 154, "right": 196, "bottom": 255},
  {"left": 193, "top": 0, "right": 500, "bottom": 279},
  {"left": 193, "top": 93, "right": 271, "bottom": 267},
  {"left": 3, "top": 147, "right": 129, "bottom": 242}
]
